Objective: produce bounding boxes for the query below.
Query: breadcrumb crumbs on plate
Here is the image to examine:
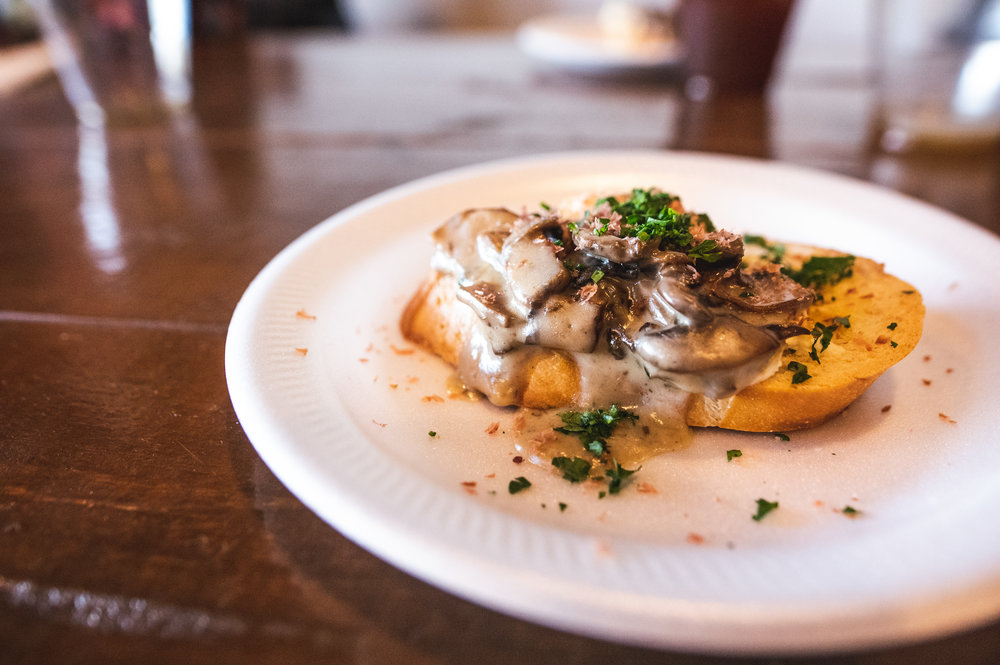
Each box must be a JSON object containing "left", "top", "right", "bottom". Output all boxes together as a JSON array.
[
  {"left": 922, "top": 379, "right": 932, "bottom": 386},
  {"left": 421, "top": 395, "right": 445, "bottom": 403},
  {"left": 372, "top": 419, "right": 387, "bottom": 428},
  {"left": 390, "top": 344, "right": 415, "bottom": 355},
  {"left": 686, "top": 533, "right": 705, "bottom": 545},
  {"left": 923, "top": 355, "right": 932, "bottom": 362},
  {"left": 294, "top": 347, "right": 308, "bottom": 356},
  {"left": 636, "top": 482, "right": 658, "bottom": 494},
  {"left": 484, "top": 422, "right": 500, "bottom": 435},
  {"left": 358, "top": 357, "right": 369, "bottom": 363},
  {"left": 389, "top": 383, "right": 398, "bottom": 389},
  {"left": 881, "top": 404, "right": 892, "bottom": 413},
  {"left": 295, "top": 309, "right": 316, "bottom": 320},
  {"left": 594, "top": 540, "right": 614, "bottom": 558},
  {"left": 939, "top": 413, "right": 957, "bottom": 424}
]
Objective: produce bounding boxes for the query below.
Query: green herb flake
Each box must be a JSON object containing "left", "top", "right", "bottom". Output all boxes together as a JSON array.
[
  {"left": 887, "top": 322, "right": 898, "bottom": 330},
  {"left": 890, "top": 340, "right": 898, "bottom": 348},
  {"left": 696, "top": 212, "right": 716, "bottom": 232},
  {"left": 688, "top": 238, "right": 723, "bottom": 263},
  {"left": 787, "top": 361, "right": 812, "bottom": 384},
  {"left": 752, "top": 498, "right": 780, "bottom": 522},
  {"left": 842, "top": 505, "right": 861, "bottom": 517},
  {"left": 784, "top": 255, "right": 855, "bottom": 289},
  {"left": 605, "top": 460, "right": 640, "bottom": 494},
  {"left": 554, "top": 405, "right": 637, "bottom": 456},
  {"left": 833, "top": 315, "right": 851, "bottom": 328},
  {"left": 551, "top": 456, "right": 592, "bottom": 483},
  {"left": 726, "top": 449, "right": 743, "bottom": 461},
  {"left": 558, "top": 502, "right": 568, "bottom": 512},
  {"left": 743, "top": 234, "right": 787, "bottom": 264},
  {"left": 590, "top": 269, "right": 605, "bottom": 283},
  {"left": 428, "top": 431, "right": 437, "bottom": 437},
  {"left": 808, "top": 321, "right": 838, "bottom": 363},
  {"left": 539, "top": 201, "right": 551, "bottom": 211},
  {"left": 508, "top": 476, "right": 531, "bottom": 494},
  {"left": 775, "top": 432, "right": 791, "bottom": 442}
]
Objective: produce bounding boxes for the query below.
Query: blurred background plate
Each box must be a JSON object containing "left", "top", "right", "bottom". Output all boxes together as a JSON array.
[{"left": 516, "top": 12, "right": 682, "bottom": 75}]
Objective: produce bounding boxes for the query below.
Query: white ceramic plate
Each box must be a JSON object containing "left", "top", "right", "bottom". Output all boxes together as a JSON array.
[
  {"left": 226, "top": 151, "right": 1000, "bottom": 655},
  {"left": 516, "top": 13, "right": 681, "bottom": 75}
]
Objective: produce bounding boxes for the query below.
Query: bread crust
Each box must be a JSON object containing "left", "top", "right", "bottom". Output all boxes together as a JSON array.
[{"left": 401, "top": 251, "right": 924, "bottom": 431}]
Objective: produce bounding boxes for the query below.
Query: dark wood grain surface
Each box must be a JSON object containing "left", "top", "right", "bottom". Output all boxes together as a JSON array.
[{"left": 1, "top": 31, "right": 998, "bottom": 664}]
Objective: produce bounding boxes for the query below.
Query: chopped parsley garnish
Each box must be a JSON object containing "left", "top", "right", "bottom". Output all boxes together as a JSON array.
[
  {"left": 539, "top": 201, "right": 551, "bottom": 211},
  {"left": 558, "top": 502, "right": 568, "bottom": 512},
  {"left": 590, "top": 269, "right": 605, "bottom": 283},
  {"left": 554, "top": 405, "right": 637, "bottom": 456},
  {"left": 551, "top": 456, "right": 592, "bottom": 483},
  {"left": 605, "top": 460, "right": 639, "bottom": 494},
  {"left": 593, "top": 188, "right": 716, "bottom": 260},
  {"left": 833, "top": 315, "right": 851, "bottom": 328},
  {"left": 809, "top": 321, "right": 839, "bottom": 363},
  {"left": 508, "top": 476, "right": 531, "bottom": 494},
  {"left": 687, "top": 238, "right": 723, "bottom": 263},
  {"left": 842, "top": 505, "right": 861, "bottom": 517},
  {"left": 783, "top": 255, "right": 855, "bottom": 289},
  {"left": 887, "top": 322, "right": 898, "bottom": 330},
  {"left": 752, "top": 498, "right": 779, "bottom": 521},
  {"left": 890, "top": 340, "right": 898, "bottom": 348},
  {"left": 727, "top": 449, "right": 743, "bottom": 461},
  {"left": 428, "top": 431, "right": 437, "bottom": 437},
  {"left": 775, "top": 432, "right": 791, "bottom": 441},
  {"left": 787, "top": 361, "right": 811, "bottom": 384}
]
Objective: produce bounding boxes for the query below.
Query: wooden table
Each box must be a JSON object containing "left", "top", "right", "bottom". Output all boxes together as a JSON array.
[{"left": 1, "top": 31, "right": 998, "bottom": 664}]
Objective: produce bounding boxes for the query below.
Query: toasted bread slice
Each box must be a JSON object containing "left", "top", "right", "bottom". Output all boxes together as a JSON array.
[
  {"left": 401, "top": 249, "right": 923, "bottom": 432},
  {"left": 686, "top": 254, "right": 923, "bottom": 430}
]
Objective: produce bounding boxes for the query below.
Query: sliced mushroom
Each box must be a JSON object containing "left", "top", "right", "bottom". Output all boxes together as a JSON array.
[
  {"left": 501, "top": 217, "right": 570, "bottom": 317},
  {"left": 634, "top": 315, "right": 784, "bottom": 399},
  {"left": 704, "top": 265, "right": 814, "bottom": 326},
  {"left": 432, "top": 208, "right": 520, "bottom": 280},
  {"left": 646, "top": 263, "right": 712, "bottom": 328},
  {"left": 457, "top": 281, "right": 511, "bottom": 328}
]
